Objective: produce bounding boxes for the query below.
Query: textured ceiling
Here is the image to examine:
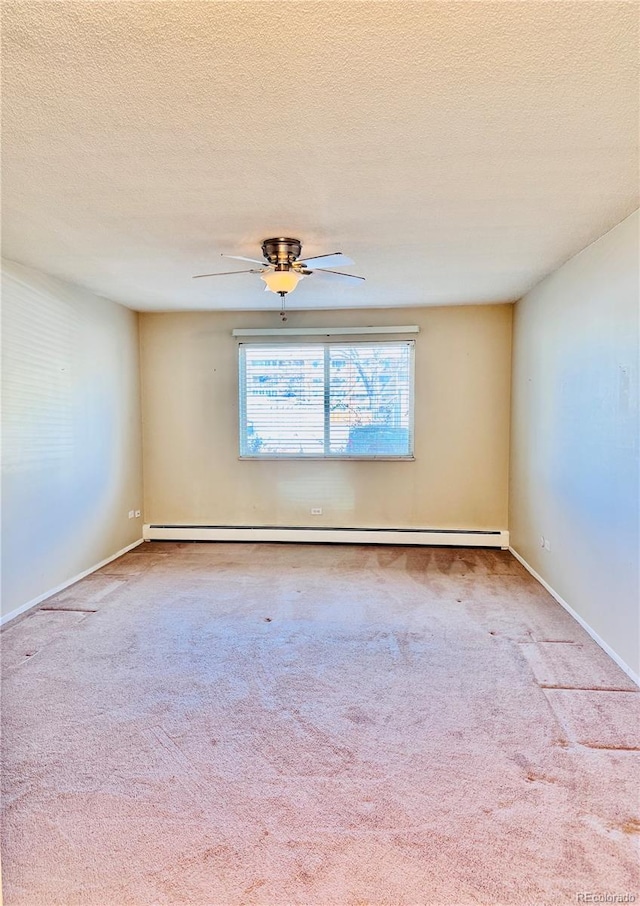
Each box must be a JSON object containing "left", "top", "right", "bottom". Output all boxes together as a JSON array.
[{"left": 2, "top": 1, "right": 638, "bottom": 312}]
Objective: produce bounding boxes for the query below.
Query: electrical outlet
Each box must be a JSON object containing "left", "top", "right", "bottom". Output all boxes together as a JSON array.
[
  {"left": 544, "top": 538, "right": 551, "bottom": 551},
  {"left": 128, "top": 510, "right": 135, "bottom": 519},
  {"left": 311, "top": 507, "right": 323, "bottom": 515},
  {"left": 135, "top": 510, "right": 141, "bottom": 518}
]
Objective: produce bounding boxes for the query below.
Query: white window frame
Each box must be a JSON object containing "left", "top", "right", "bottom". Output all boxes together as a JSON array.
[{"left": 238, "top": 340, "right": 415, "bottom": 461}]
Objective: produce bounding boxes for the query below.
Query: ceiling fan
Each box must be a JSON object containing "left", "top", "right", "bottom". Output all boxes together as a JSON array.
[{"left": 193, "top": 237, "right": 365, "bottom": 299}]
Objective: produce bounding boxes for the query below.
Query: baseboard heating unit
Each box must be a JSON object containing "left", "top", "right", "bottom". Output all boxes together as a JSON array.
[{"left": 143, "top": 525, "right": 509, "bottom": 548}]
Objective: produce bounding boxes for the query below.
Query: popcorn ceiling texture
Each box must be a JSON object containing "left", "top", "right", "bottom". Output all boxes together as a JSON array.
[
  {"left": 1, "top": 543, "right": 639, "bottom": 905},
  {"left": 2, "top": 1, "right": 638, "bottom": 311}
]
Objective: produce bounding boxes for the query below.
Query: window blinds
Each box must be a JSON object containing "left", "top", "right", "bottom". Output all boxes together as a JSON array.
[{"left": 239, "top": 341, "right": 414, "bottom": 459}]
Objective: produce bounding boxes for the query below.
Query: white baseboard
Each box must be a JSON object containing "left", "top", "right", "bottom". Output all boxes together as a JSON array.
[
  {"left": 509, "top": 546, "right": 639, "bottom": 688},
  {"left": 0, "top": 539, "right": 144, "bottom": 628},
  {"left": 144, "top": 524, "right": 509, "bottom": 548}
]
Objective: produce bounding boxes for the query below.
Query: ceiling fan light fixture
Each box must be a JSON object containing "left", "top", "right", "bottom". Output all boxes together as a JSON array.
[
  {"left": 193, "top": 237, "right": 364, "bottom": 298},
  {"left": 260, "top": 269, "right": 303, "bottom": 296}
]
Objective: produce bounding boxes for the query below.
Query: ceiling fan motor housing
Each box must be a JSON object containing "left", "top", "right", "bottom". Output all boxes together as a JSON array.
[{"left": 261, "top": 237, "right": 302, "bottom": 271}]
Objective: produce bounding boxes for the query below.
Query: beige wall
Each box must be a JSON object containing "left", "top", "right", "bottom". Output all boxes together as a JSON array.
[
  {"left": 510, "top": 211, "right": 639, "bottom": 676},
  {"left": 1, "top": 260, "right": 143, "bottom": 619},
  {"left": 140, "top": 305, "right": 512, "bottom": 531}
]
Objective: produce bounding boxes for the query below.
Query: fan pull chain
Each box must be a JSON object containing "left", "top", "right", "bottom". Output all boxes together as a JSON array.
[{"left": 279, "top": 292, "right": 287, "bottom": 322}]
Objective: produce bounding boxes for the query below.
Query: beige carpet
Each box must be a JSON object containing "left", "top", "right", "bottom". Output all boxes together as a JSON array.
[{"left": 1, "top": 543, "right": 638, "bottom": 906}]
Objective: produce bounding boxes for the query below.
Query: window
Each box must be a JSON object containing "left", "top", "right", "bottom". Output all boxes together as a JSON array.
[{"left": 238, "top": 341, "right": 415, "bottom": 459}]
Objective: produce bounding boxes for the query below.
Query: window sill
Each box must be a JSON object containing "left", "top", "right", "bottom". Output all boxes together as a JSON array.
[{"left": 238, "top": 455, "right": 416, "bottom": 462}]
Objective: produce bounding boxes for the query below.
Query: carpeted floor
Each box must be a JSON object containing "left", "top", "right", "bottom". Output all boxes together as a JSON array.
[{"left": 1, "top": 542, "right": 639, "bottom": 906}]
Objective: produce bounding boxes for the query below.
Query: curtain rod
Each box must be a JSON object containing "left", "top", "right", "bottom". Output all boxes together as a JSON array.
[{"left": 231, "top": 326, "right": 420, "bottom": 337}]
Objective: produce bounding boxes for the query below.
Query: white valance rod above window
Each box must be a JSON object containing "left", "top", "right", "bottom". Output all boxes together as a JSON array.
[{"left": 231, "top": 326, "right": 420, "bottom": 337}]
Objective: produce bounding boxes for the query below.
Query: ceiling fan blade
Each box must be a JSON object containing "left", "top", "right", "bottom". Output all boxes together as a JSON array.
[
  {"left": 222, "top": 254, "right": 267, "bottom": 265},
  {"left": 296, "top": 253, "right": 354, "bottom": 269},
  {"left": 311, "top": 269, "right": 365, "bottom": 285},
  {"left": 192, "top": 269, "right": 263, "bottom": 279}
]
